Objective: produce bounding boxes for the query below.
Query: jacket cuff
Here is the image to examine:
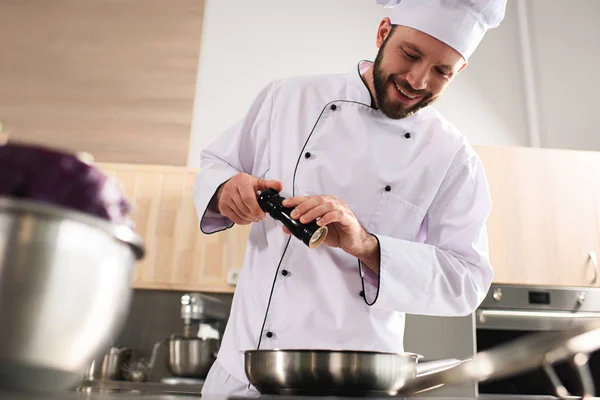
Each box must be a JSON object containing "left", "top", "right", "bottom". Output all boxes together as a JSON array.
[
  {"left": 358, "top": 234, "right": 381, "bottom": 306},
  {"left": 193, "top": 166, "right": 238, "bottom": 234}
]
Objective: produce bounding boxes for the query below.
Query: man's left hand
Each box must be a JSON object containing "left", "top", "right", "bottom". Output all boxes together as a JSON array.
[{"left": 281, "top": 195, "right": 379, "bottom": 271}]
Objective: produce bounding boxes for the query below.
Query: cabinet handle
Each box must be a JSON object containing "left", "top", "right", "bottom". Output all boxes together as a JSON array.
[{"left": 589, "top": 251, "right": 598, "bottom": 284}]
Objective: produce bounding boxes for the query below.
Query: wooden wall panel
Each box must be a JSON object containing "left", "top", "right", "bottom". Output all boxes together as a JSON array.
[{"left": 0, "top": 0, "right": 205, "bottom": 165}]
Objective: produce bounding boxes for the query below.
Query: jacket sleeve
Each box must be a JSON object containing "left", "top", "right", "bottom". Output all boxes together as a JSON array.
[
  {"left": 360, "top": 154, "right": 493, "bottom": 317},
  {"left": 192, "top": 82, "right": 275, "bottom": 234}
]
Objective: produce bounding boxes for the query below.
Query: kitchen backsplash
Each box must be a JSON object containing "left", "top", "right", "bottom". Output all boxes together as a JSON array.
[{"left": 113, "top": 289, "right": 233, "bottom": 380}]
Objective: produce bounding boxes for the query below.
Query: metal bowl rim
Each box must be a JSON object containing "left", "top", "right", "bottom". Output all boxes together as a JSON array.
[
  {"left": 244, "top": 349, "right": 423, "bottom": 359},
  {"left": 169, "top": 336, "right": 221, "bottom": 342},
  {"left": 0, "top": 196, "right": 145, "bottom": 259}
]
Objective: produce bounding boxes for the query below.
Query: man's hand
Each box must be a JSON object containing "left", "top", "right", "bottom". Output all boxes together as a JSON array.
[
  {"left": 213, "top": 173, "right": 283, "bottom": 225},
  {"left": 281, "top": 195, "right": 380, "bottom": 272}
]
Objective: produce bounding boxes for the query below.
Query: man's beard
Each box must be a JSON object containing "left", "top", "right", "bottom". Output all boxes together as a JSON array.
[{"left": 372, "top": 43, "right": 438, "bottom": 119}]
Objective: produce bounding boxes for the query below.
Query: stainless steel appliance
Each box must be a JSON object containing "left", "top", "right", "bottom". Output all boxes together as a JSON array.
[
  {"left": 476, "top": 283, "right": 600, "bottom": 396},
  {"left": 167, "top": 293, "right": 228, "bottom": 379},
  {"left": 160, "top": 292, "right": 227, "bottom": 380},
  {"left": 180, "top": 292, "right": 229, "bottom": 337},
  {"left": 0, "top": 198, "right": 144, "bottom": 392}
]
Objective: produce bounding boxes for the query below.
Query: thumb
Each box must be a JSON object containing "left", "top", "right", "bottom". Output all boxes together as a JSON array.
[{"left": 256, "top": 178, "right": 283, "bottom": 193}]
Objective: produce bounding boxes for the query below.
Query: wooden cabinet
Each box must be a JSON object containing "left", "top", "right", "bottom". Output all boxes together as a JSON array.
[
  {"left": 476, "top": 146, "right": 600, "bottom": 287},
  {"left": 0, "top": 0, "right": 205, "bottom": 165},
  {"left": 98, "top": 163, "right": 249, "bottom": 293},
  {"left": 97, "top": 146, "right": 600, "bottom": 293}
]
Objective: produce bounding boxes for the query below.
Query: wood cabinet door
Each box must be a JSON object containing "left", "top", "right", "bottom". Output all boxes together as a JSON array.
[
  {"left": 99, "top": 163, "right": 246, "bottom": 293},
  {"left": 476, "top": 146, "right": 600, "bottom": 287},
  {"left": 169, "top": 172, "right": 250, "bottom": 293},
  {"left": 590, "top": 154, "right": 600, "bottom": 287}
]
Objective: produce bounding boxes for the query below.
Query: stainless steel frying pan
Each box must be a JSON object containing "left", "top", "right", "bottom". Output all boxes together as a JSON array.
[
  {"left": 244, "top": 350, "right": 424, "bottom": 396},
  {"left": 244, "top": 319, "right": 600, "bottom": 398}
]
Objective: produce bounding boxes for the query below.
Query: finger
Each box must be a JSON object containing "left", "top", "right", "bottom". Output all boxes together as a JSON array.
[
  {"left": 282, "top": 195, "right": 311, "bottom": 209},
  {"left": 290, "top": 197, "right": 327, "bottom": 220},
  {"left": 256, "top": 179, "right": 283, "bottom": 193},
  {"left": 239, "top": 184, "right": 266, "bottom": 219},
  {"left": 316, "top": 210, "right": 345, "bottom": 227},
  {"left": 235, "top": 186, "right": 259, "bottom": 220},
  {"left": 298, "top": 201, "right": 337, "bottom": 224},
  {"left": 282, "top": 226, "right": 291, "bottom": 235},
  {"left": 229, "top": 189, "right": 257, "bottom": 221},
  {"left": 221, "top": 202, "right": 251, "bottom": 225}
]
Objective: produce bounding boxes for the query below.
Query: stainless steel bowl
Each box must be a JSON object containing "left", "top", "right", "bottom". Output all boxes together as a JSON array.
[
  {"left": 167, "top": 336, "right": 219, "bottom": 379},
  {"left": 0, "top": 197, "right": 144, "bottom": 392},
  {"left": 244, "top": 349, "right": 421, "bottom": 396}
]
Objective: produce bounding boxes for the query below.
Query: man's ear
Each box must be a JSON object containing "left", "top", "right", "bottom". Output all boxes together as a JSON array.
[
  {"left": 376, "top": 17, "right": 393, "bottom": 48},
  {"left": 457, "top": 61, "right": 468, "bottom": 73}
]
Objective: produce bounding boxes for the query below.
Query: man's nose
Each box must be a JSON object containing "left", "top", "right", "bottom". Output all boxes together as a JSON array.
[{"left": 405, "top": 66, "right": 428, "bottom": 91}]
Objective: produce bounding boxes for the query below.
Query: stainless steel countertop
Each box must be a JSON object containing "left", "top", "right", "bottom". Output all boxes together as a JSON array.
[{"left": 77, "top": 379, "right": 203, "bottom": 396}]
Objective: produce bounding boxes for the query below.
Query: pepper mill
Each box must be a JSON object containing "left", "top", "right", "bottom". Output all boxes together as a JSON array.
[{"left": 257, "top": 189, "right": 328, "bottom": 248}]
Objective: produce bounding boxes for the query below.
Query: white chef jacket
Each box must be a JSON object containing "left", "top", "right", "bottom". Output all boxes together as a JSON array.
[{"left": 193, "top": 61, "right": 493, "bottom": 386}]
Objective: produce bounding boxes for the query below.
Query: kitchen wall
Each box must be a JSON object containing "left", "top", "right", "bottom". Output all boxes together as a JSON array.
[
  {"left": 528, "top": 0, "right": 600, "bottom": 151},
  {"left": 186, "top": 0, "right": 530, "bottom": 169}
]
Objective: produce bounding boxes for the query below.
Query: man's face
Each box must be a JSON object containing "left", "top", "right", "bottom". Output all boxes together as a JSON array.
[{"left": 372, "top": 23, "right": 467, "bottom": 119}]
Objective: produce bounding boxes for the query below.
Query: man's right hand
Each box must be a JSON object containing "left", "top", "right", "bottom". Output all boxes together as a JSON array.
[{"left": 216, "top": 173, "right": 283, "bottom": 225}]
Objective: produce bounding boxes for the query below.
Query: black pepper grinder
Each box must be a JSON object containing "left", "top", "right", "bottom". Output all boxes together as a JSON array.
[{"left": 257, "top": 189, "right": 328, "bottom": 248}]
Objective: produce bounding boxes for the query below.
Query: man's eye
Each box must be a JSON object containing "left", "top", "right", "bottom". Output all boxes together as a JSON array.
[
  {"left": 436, "top": 68, "right": 450, "bottom": 77},
  {"left": 404, "top": 51, "right": 418, "bottom": 60}
]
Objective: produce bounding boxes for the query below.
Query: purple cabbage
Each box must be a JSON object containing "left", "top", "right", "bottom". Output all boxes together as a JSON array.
[{"left": 0, "top": 142, "right": 133, "bottom": 226}]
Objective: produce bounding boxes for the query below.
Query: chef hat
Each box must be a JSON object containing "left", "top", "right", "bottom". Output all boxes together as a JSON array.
[{"left": 376, "top": 0, "right": 507, "bottom": 60}]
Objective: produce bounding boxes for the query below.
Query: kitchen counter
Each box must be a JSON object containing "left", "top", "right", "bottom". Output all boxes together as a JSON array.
[
  {"left": 0, "top": 390, "right": 592, "bottom": 400},
  {"left": 76, "top": 379, "right": 204, "bottom": 396}
]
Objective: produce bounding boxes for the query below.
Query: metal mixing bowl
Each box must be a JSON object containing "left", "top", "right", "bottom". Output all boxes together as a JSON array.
[
  {"left": 244, "top": 349, "right": 422, "bottom": 396},
  {"left": 167, "top": 336, "right": 219, "bottom": 379},
  {"left": 0, "top": 197, "right": 144, "bottom": 392}
]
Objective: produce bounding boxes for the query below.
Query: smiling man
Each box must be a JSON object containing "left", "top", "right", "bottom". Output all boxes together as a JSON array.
[{"left": 193, "top": 0, "right": 508, "bottom": 396}]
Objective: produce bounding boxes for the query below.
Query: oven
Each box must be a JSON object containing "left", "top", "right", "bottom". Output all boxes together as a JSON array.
[{"left": 475, "top": 284, "right": 600, "bottom": 396}]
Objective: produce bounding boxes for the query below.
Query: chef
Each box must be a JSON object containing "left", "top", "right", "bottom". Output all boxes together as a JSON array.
[{"left": 193, "top": 0, "right": 507, "bottom": 396}]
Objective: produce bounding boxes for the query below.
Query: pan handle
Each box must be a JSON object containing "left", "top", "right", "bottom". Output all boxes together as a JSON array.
[
  {"left": 543, "top": 352, "right": 595, "bottom": 400},
  {"left": 416, "top": 359, "right": 469, "bottom": 377}
]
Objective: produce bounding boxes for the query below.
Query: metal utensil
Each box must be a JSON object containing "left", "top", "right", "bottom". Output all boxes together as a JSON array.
[
  {"left": 101, "top": 347, "right": 133, "bottom": 381},
  {"left": 244, "top": 349, "right": 422, "bottom": 396},
  {"left": 167, "top": 334, "right": 219, "bottom": 379},
  {"left": 120, "top": 341, "right": 163, "bottom": 382},
  {"left": 0, "top": 197, "right": 144, "bottom": 392}
]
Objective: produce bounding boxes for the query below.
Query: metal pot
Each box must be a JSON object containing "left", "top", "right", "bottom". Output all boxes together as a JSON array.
[
  {"left": 0, "top": 198, "right": 144, "bottom": 392},
  {"left": 85, "top": 346, "right": 133, "bottom": 381},
  {"left": 166, "top": 335, "right": 219, "bottom": 379}
]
